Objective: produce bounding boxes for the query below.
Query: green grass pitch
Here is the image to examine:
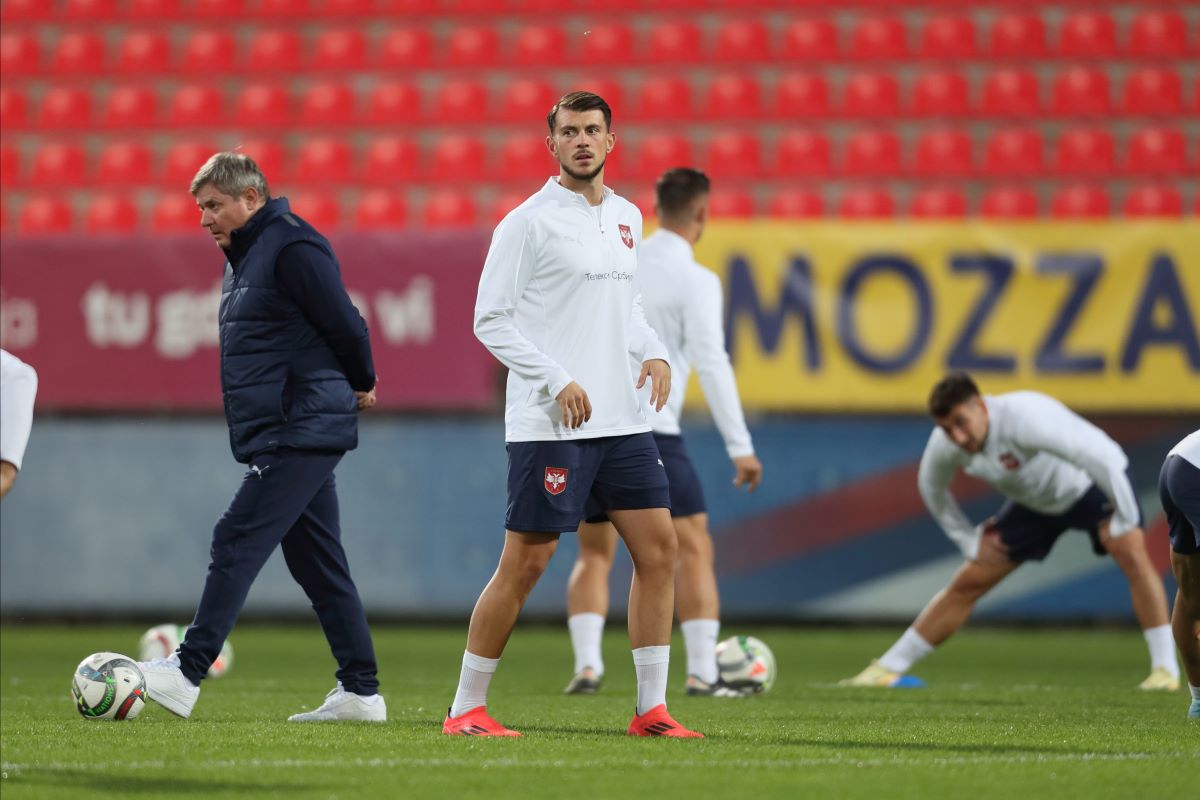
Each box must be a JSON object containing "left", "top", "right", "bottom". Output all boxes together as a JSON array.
[{"left": 1, "top": 624, "right": 1195, "bottom": 799}]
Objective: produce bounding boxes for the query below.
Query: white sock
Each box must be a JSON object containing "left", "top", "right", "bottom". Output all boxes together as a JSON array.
[
  {"left": 879, "top": 627, "right": 935, "bottom": 674},
  {"left": 449, "top": 651, "right": 498, "bottom": 718},
  {"left": 681, "top": 618, "right": 720, "bottom": 684},
  {"left": 568, "top": 613, "right": 606, "bottom": 676},
  {"left": 632, "top": 645, "right": 670, "bottom": 715},
  {"left": 1143, "top": 625, "right": 1179, "bottom": 676},
  {"left": 1190, "top": 684, "right": 1200, "bottom": 701}
]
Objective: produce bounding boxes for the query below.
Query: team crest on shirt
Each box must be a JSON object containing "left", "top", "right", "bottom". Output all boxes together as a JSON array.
[
  {"left": 999, "top": 452, "right": 1021, "bottom": 470},
  {"left": 618, "top": 224, "right": 634, "bottom": 249},
  {"left": 544, "top": 467, "right": 568, "bottom": 495}
]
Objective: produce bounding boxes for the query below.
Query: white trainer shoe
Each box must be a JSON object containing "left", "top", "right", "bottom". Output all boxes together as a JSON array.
[
  {"left": 138, "top": 654, "right": 200, "bottom": 718},
  {"left": 288, "top": 683, "right": 387, "bottom": 722}
]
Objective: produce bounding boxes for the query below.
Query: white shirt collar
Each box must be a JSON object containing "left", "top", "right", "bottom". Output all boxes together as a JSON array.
[
  {"left": 543, "top": 176, "right": 613, "bottom": 206},
  {"left": 646, "top": 228, "right": 693, "bottom": 260}
]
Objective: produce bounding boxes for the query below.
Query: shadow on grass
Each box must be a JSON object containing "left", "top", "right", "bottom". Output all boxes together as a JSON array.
[{"left": 17, "top": 770, "right": 329, "bottom": 795}]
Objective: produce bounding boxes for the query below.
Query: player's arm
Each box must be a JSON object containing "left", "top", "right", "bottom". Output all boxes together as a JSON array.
[
  {"left": 629, "top": 291, "right": 671, "bottom": 411},
  {"left": 917, "top": 432, "right": 982, "bottom": 559},
  {"left": 0, "top": 353, "right": 38, "bottom": 499}
]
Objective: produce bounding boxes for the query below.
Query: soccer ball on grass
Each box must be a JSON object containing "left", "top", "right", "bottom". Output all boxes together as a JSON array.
[
  {"left": 71, "top": 652, "right": 146, "bottom": 720},
  {"left": 715, "top": 635, "right": 776, "bottom": 693}
]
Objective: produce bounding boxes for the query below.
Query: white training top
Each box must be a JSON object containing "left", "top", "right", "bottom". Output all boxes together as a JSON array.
[
  {"left": 474, "top": 178, "right": 669, "bottom": 443},
  {"left": 0, "top": 348, "right": 38, "bottom": 471},
  {"left": 1169, "top": 430, "right": 1200, "bottom": 468},
  {"left": 633, "top": 229, "right": 754, "bottom": 458},
  {"left": 918, "top": 391, "right": 1139, "bottom": 559}
]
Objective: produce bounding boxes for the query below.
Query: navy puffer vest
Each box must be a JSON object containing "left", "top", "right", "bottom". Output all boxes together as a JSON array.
[{"left": 218, "top": 198, "right": 358, "bottom": 462}]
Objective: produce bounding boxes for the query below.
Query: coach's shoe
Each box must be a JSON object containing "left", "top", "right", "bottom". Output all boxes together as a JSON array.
[
  {"left": 1188, "top": 699, "right": 1200, "bottom": 719},
  {"left": 684, "top": 674, "right": 753, "bottom": 697},
  {"left": 442, "top": 706, "right": 522, "bottom": 737},
  {"left": 288, "top": 683, "right": 387, "bottom": 722},
  {"left": 138, "top": 655, "right": 199, "bottom": 718},
  {"left": 627, "top": 704, "right": 704, "bottom": 738},
  {"left": 564, "top": 667, "right": 603, "bottom": 695},
  {"left": 1137, "top": 668, "right": 1180, "bottom": 692},
  {"left": 838, "top": 659, "right": 903, "bottom": 687}
]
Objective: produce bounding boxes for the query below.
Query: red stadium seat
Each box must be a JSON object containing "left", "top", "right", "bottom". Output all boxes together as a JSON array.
[
  {"left": 501, "top": 135, "right": 551, "bottom": 180},
  {"left": 775, "top": 130, "right": 831, "bottom": 177},
  {"left": 126, "top": 0, "right": 182, "bottom": 18},
  {"left": 634, "top": 76, "right": 692, "bottom": 121},
  {"left": 192, "top": 0, "right": 245, "bottom": 17},
  {"left": 843, "top": 72, "right": 900, "bottom": 118},
  {"left": 180, "top": 30, "right": 236, "bottom": 74},
  {"left": 19, "top": 195, "right": 73, "bottom": 233},
  {"left": 513, "top": 24, "right": 565, "bottom": 66},
  {"left": 361, "top": 136, "right": 420, "bottom": 183},
  {"left": 913, "top": 129, "right": 973, "bottom": 177},
  {"left": 248, "top": 29, "right": 301, "bottom": 73},
  {"left": 499, "top": 79, "right": 556, "bottom": 123},
  {"left": 423, "top": 190, "right": 476, "bottom": 228},
  {"left": 1051, "top": 185, "right": 1109, "bottom": 218},
  {"left": 366, "top": 80, "right": 422, "bottom": 124},
  {"left": 300, "top": 82, "right": 355, "bottom": 125},
  {"left": 170, "top": 84, "right": 224, "bottom": 127},
  {"left": 1054, "top": 128, "right": 1116, "bottom": 175},
  {"left": 984, "top": 128, "right": 1043, "bottom": 176},
  {"left": 490, "top": 192, "right": 529, "bottom": 225},
  {"left": 114, "top": 30, "right": 170, "bottom": 73},
  {"left": 705, "top": 132, "right": 761, "bottom": 178},
  {"left": 706, "top": 74, "right": 761, "bottom": 119},
  {"left": 982, "top": 69, "right": 1040, "bottom": 117},
  {"left": 780, "top": 19, "right": 837, "bottom": 62},
  {"left": 39, "top": 87, "right": 92, "bottom": 129},
  {"left": 434, "top": 80, "right": 488, "bottom": 122},
  {"left": 446, "top": 26, "right": 499, "bottom": 67},
  {"left": 233, "top": 139, "right": 286, "bottom": 183},
  {"left": 296, "top": 138, "right": 351, "bottom": 184},
  {"left": 1, "top": 31, "right": 41, "bottom": 76},
  {"left": 96, "top": 140, "right": 153, "bottom": 184},
  {"left": 103, "top": 85, "right": 158, "bottom": 128},
  {"left": 645, "top": 21, "right": 701, "bottom": 63},
  {"left": 1128, "top": 12, "right": 1188, "bottom": 59},
  {"left": 234, "top": 83, "right": 289, "bottom": 127},
  {"left": 1123, "top": 68, "right": 1183, "bottom": 116},
  {"left": 0, "top": 88, "right": 28, "bottom": 130},
  {"left": 636, "top": 134, "right": 692, "bottom": 181},
  {"left": 838, "top": 186, "right": 895, "bottom": 218},
  {"left": 63, "top": 0, "right": 116, "bottom": 19},
  {"left": 987, "top": 13, "right": 1047, "bottom": 59},
  {"left": 575, "top": 77, "right": 623, "bottom": 114},
  {"left": 259, "top": 0, "right": 307, "bottom": 15},
  {"left": 1052, "top": 67, "right": 1110, "bottom": 117},
  {"left": 1058, "top": 12, "right": 1117, "bottom": 59},
  {"left": 714, "top": 19, "right": 768, "bottom": 62},
  {"left": 316, "top": 0, "right": 373, "bottom": 16},
  {"left": 919, "top": 16, "right": 975, "bottom": 60},
  {"left": 431, "top": 135, "right": 482, "bottom": 182},
  {"left": 312, "top": 28, "right": 366, "bottom": 71},
  {"left": 85, "top": 194, "right": 140, "bottom": 234},
  {"left": 1126, "top": 127, "right": 1187, "bottom": 175},
  {"left": 849, "top": 17, "right": 907, "bottom": 61},
  {"left": 775, "top": 73, "right": 830, "bottom": 119},
  {"left": 2, "top": 0, "right": 53, "bottom": 21},
  {"left": 844, "top": 129, "right": 902, "bottom": 176},
  {"left": 909, "top": 186, "right": 967, "bottom": 218},
  {"left": 378, "top": 27, "right": 432, "bottom": 69},
  {"left": 0, "top": 143, "right": 20, "bottom": 187},
  {"left": 287, "top": 191, "right": 341, "bottom": 230},
  {"left": 154, "top": 191, "right": 202, "bottom": 231},
  {"left": 1123, "top": 185, "right": 1182, "bottom": 218},
  {"left": 768, "top": 189, "right": 823, "bottom": 219},
  {"left": 981, "top": 186, "right": 1038, "bottom": 219},
  {"left": 912, "top": 71, "right": 970, "bottom": 117},
  {"left": 708, "top": 190, "right": 754, "bottom": 219},
  {"left": 50, "top": 31, "right": 105, "bottom": 74},
  {"left": 581, "top": 24, "right": 634, "bottom": 63},
  {"left": 162, "top": 140, "right": 218, "bottom": 186},
  {"left": 354, "top": 190, "right": 407, "bottom": 230}
]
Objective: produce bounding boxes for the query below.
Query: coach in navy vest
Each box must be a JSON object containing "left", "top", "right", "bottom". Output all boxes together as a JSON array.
[{"left": 138, "top": 152, "right": 388, "bottom": 724}]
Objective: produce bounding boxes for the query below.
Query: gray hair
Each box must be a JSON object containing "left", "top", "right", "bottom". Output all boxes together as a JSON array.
[{"left": 189, "top": 151, "right": 271, "bottom": 198}]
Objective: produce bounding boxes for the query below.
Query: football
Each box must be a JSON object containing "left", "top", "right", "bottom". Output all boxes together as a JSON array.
[
  {"left": 137, "top": 624, "right": 234, "bottom": 678},
  {"left": 715, "top": 635, "right": 776, "bottom": 693},
  {"left": 71, "top": 652, "right": 146, "bottom": 720}
]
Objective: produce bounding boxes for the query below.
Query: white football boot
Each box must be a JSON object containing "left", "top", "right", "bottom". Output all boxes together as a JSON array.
[
  {"left": 288, "top": 683, "right": 387, "bottom": 722},
  {"left": 138, "top": 654, "right": 200, "bottom": 718}
]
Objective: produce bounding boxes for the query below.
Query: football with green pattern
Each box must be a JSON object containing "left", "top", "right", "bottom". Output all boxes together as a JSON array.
[
  {"left": 715, "top": 635, "right": 777, "bottom": 693},
  {"left": 71, "top": 652, "right": 145, "bottom": 721}
]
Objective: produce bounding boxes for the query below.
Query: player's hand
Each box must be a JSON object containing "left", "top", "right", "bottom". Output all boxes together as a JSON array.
[
  {"left": 556, "top": 381, "right": 591, "bottom": 429},
  {"left": 732, "top": 454, "right": 763, "bottom": 492},
  {"left": 637, "top": 359, "right": 671, "bottom": 412},
  {"left": 355, "top": 388, "right": 377, "bottom": 411}
]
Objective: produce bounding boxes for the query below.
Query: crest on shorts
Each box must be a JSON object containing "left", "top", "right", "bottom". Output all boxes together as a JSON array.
[
  {"left": 618, "top": 224, "right": 634, "bottom": 249},
  {"left": 999, "top": 452, "right": 1021, "bottom": 470},
  {"left": 544, "top": 467, "right": 568, "bottom": 495}
]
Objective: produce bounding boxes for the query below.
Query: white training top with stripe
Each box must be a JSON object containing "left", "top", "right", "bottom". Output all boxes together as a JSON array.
[
  {"left": 632, "top": 229, "right": 753, "bottom": 459},
  {"left": 918, "top": 391, "right": 1139, "bottom": 559},
  {"left": 0, "top": 348, "right": 38, "bottom": 471},
  {"left": 474, "top": 178, "right": 669, "bottom": 443},
  {"left": 1169, "top": 430, "right": 1200, "bottom": 468}
]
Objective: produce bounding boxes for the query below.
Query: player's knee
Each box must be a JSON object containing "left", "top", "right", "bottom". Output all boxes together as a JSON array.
[
  {"left": 632, "top": 531, "right": 677, "bottom": 574},
  {"left": 676, "top": 531, "right": 712, "bottom": 565}
]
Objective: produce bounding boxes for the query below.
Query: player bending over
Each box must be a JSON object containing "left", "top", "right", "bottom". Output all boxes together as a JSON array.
[{"left": 1159, "top": 430, "right": 1200, "bottom": 717}]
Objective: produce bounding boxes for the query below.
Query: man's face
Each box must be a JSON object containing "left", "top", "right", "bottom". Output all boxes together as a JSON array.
[
  {"left": 546, "top": 108, "right": 613, "bottom": 182},
  {"left": 935, "top": 396, "right": 990, "bottom": 454},
  {"left": 194, "top": 184, "right": 261, "bottom": 248}
]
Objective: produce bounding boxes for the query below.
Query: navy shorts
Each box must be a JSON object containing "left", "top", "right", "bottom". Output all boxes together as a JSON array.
[
  {"left": 505, "top": 432, "right": 671, "bottom": 534},
  {"left": 994, "top": 479, "right": 1145, "bottom": 563},
  {"left": 585, "top": 433, "right": 706, "bottom": 523},
  {"left": 1159, "top": 454, "right": 1200, "bottom": 555}
]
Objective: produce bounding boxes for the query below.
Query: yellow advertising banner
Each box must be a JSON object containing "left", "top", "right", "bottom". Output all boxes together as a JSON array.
[{"left": 688, "top": 222, "right": 1200, "bottom": 412}]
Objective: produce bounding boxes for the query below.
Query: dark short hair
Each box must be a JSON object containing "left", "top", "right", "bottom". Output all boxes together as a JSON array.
[
  {"left": 928, "top": 371, "right": 981, "bottom": 418},
  {"left": 655, "top": 168, "right": 711, "bottom": 219},
  {"left": 547, "top": 91, "right": 612, "bottom": 133}
]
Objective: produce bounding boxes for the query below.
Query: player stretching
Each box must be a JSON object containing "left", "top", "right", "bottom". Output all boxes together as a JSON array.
[
  {"left": 842, "top": 372, "right": 1178, "bottom": 690},
  {"left": 1159, "top": 431, "right": 1200, "bottom": 717},
  {"left": 563, "top": 168, "right": 763, "bottom": 698},
  {"left": 443, "top": 91, "right": 701, "bottom": 738}
]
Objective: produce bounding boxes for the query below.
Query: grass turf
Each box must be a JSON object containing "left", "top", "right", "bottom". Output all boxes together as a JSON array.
[{"left": 0, "top": 624, "right": 1195, "bottom": 799}]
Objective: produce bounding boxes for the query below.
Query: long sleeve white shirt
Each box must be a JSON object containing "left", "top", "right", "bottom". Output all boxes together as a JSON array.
[
  {"left": 1169, "top": 430, "right": 1200, "bottom": 468},
  {"left": 633, "top": 229, "right": 754, "bottom": 458},
  {"left": 918, "top": 391, "right": 1139, "bottom": 559},
  {"left": 0, "top": 348, "right": 38, "bottom": 471},
  {"left": 474, "top": 178, "right": 669, "bottom": 442}
]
